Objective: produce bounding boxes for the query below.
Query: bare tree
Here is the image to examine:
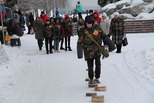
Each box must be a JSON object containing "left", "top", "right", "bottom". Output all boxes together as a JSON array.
[{"left": 16, "top": 0, "right": 68, "bottom": 16}]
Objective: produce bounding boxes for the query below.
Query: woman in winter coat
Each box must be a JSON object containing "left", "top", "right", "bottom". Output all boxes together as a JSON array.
[
  {"left": 33, "top": 17, "right": 44, "bottom": 51},
  {"left": 43, "top": 19, "right": 53, "bottom": 54},
  {"left": 53, "top": 18, "right": 62, "bottom": 52},
  {"left": 100, "top": 13, "right": 110, "bottom": 36},
  {"left": 110, "top": 12, "right": 125, "bottom": 53},
  {"left": 63, "top": 15, "right": 73, "bottom": 51},
  {"left": 93, "top": 11, "right": 101, "bottom": 25}
]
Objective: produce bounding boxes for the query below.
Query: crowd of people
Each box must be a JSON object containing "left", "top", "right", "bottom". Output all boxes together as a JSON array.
[
  {"left": 4, "top": 0, "right": 125, "bottom": 85},
  {"left": 33, "top": 11, "right": 74, "bottom": 54}
]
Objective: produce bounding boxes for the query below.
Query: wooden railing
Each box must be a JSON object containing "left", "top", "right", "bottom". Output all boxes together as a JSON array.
[{"left": 124, "top": 20, "right": 154, "bottom": 33}]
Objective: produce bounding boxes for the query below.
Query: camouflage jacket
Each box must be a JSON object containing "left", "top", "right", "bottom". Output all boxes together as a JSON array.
[
  {"left": 53, "top": 23, "right": 62, "bottom": 40},
  {"left": 49, "top": 22, "right": 55, "bottom": 38},
  {"left": 64, "top": 21, "right": 73, "bottom": 36},
  {"left": 43, "top": 23, "right": 52, "bottom": 38},
  {"left": 78, "top": 24, "right": 106, "bottom": 60}
]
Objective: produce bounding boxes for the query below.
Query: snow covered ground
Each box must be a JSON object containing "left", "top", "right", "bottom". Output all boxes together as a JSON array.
[{"left": 0, "top": 33, "right": 154, "bottom": 103}]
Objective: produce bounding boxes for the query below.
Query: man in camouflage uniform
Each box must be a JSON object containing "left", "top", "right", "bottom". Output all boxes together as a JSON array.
[{"left": 77, "top": 16, "right": 108, "bottom": 84}]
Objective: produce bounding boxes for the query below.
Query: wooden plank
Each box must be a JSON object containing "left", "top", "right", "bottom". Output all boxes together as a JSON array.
[
  {"left": 92, "top": 96, "right": 104, "bottom": 102},
  {"left": 95, "top": 86, "right": 106, "bottom": 91},
  {"left": 85, "top": 78, "right": 90, "bottom": 82},
  {"left": 89, "top": 83, "right": 98, "bottom": 88},
  {"left": 86, "top": 93, "right": 97, "bottom": 97}
]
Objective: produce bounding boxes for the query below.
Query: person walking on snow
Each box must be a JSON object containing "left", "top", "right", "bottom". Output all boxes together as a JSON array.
[
  {"left": 33, "top": 17, "right": 44, "bottom": 51},
  {"left": 43, "top": 19, "right": 53, "bottom": 54},
  {"left": 63, "top": 15, "right": 73, "bottom": 51},
  {"left": 77, "top": 16, "right": 115, "bottom": 84},
  {"left": 100, "top": 13, "right": 110, "bottom": 36},
  {"left": 27, "top": 11, "right": 34, "bottom": 34},
  {"left": 53, "top": 18, "right": 62, "bottom": 52},
  {"left": 110, "top": 12, "right": 125, "bottom": 53}
]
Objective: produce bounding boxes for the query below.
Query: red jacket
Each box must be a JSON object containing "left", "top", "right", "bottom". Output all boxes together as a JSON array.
[
  {"left": 93, "top": 11, "right": 101, "bottom": 25},
  {"left": 40, "top": 14, "right": 49, "bottom": 24}
]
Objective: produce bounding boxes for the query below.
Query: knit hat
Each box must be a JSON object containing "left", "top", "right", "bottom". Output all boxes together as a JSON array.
[
  {"left": 114, "top": 12, "right": 119, "bottom": 16},
  {"left": 41, "top": 11, "right": 45, "bottom": 14},
  {"left": 89, "top": 9, "right": 93, "bottom": 13},
  {"left": 85, "top": 16, "right": 94, "bottom": 24},
  {"left": 65, "top": 15, "right": 70, "bottom": 20},
  {"left": 102, "top": 13, "right": 107, "bottom": 17}
]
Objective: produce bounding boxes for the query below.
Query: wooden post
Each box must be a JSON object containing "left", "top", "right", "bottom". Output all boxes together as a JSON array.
[
  {"left": 95, "top": 86, "right": 106, "bottom": 91},
  {"left": 92, "top": 96, "right": 104, "bottom": 102}
]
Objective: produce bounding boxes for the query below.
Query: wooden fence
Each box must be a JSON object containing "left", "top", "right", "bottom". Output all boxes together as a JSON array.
[
  {"left": 72, "top": 19, "right": 154, "bottom": 35},
  {"left": 124, "top": 20, "right": 154, "bottom": 33}
]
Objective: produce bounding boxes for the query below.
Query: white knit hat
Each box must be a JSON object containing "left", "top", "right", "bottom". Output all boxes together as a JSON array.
[
  {"left": 114, "top": 12, "right": 120, "bottom": 16},
  {"left": 102, "top": 13, "right": 107, "bottom": 17}
]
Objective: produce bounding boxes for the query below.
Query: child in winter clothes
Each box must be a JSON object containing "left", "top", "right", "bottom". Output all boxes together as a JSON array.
[
  {"left": 63, "top": 15, "right": 73, "bottom": 51},
  {"left": 43, "top": 19, "right": 53, "bottom": 54},
  {"left": 53, "top": 18, "right": 62, "bottom": 52},
  {"left": 60, "top": 18, "right": 65, "bottom": 50}
]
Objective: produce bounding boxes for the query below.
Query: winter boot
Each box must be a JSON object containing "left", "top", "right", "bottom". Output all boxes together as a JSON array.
[
  {"left": 65, "top": 47, "right": 67, "bottom": 51},
  {"left": 89, "top": 79, "right": 95, "bottom": 85},
  {"left": 68, "top": 47, "right": 72, "bottom": 51},
  {"left": 94, "top": 79, "right": 101, "bottom": 84},
  {"left": 60, "top": 47, "right": 65, "bottom": 50}
]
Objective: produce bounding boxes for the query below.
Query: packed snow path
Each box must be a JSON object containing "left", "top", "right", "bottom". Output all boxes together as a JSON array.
[{"left": 0, "top": 33, "right": 154, "bottom": 103}]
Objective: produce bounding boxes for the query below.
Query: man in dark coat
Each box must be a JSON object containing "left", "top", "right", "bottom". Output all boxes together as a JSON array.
[
  {"left": 110, "top": 12, "right": 125, "bottom": 53},
  {"left": 27, "top": 11, "right": 34, "bottom": 34},
  {"left": 33, "top": 17, "right": 44, "bottom": 51}
]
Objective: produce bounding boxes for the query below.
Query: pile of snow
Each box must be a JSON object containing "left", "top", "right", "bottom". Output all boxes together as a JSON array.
[
  {"left": 136, "top": 12, "right": 154, "bottom": 19},
  {"left": 102, "top": 0, "right": 154, "bottom": 19}
]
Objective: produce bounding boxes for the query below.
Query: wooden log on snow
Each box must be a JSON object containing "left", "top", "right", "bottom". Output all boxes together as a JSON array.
[
  {"left": 88, "top": 83, "right": 98, "bottom": 88},
  {"left": 86, "top": 93, "right": 97, "bottom": 97},
  {"left": 95, "top": 86, "right": 106, "bottom": 91},
  {"left": 85, "top": 78, "right": 90, "bottom": 82},
  {"left": 92, "top": 96, "right": 104, "bottom": 102}
]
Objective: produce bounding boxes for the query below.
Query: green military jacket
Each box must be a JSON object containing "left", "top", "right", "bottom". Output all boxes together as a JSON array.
[
  {"left": 78, "top": 24, "right": 106, "bottom": 60},
  {"left": 53, "top": 23, "right": 62, "bottom": 40},
  {"left": 64, "top": 21, "right": 73, "bottom": 37}
]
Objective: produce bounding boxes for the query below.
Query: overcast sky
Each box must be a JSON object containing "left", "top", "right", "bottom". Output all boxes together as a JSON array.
[{"left": 68, "top": 0, "right": 99, "bottom": 9}]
